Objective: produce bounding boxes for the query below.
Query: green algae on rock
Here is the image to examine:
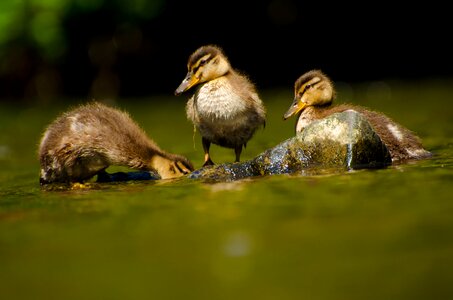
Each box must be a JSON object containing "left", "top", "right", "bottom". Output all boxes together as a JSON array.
[{"left": 189, "top": 110, "right": 392, "bottom": 181}]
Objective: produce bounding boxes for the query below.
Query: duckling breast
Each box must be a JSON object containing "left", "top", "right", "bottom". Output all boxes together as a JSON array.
[
  {"left": 296, "top": 107, "right": 319, "bottom": 132},
  {"left": 186, "top": 77, "right": 265, "bottom": 148},
  {"left": 194, "top": 77, "right": 249, "bottom": 121}
]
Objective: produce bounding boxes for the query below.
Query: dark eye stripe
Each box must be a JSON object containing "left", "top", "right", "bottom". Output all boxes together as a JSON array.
[
  {"left": 191, "top": 57, "right": 211, "bottom": 74},
  {"left": 299, "top": 85, "right": 308, "bottom": 95},
  {"left": 304, "top": 80, "right": 321, "bottom": 92}
]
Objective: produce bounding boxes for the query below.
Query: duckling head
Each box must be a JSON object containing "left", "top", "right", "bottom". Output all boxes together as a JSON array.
[
  {"left": 175, "top": 45, "right": 231, "bottom": 95},
  {"left": 283, "top": 69, "right": 336, "bottom": 120}
]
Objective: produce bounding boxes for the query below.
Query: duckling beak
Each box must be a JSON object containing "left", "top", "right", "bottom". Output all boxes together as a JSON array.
[
  {"left": 283, "top": 98, "right": 307, "bottom": 120},
  {"left": 175, "top": 72, "right": 200, "bottom": 96}
]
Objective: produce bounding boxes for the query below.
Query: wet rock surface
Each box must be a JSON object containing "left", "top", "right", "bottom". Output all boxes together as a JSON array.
[{"left": 189, "top": 110, "right": 392, "bottom": 181}]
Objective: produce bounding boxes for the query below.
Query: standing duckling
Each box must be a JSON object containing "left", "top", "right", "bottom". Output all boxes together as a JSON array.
[
  {"left": 283, "top": 70, "right": 431, "bottom": 162},
  {"left": 39, "top": 102, "right": 194, "bottom": 184},
  {"left": 175, "top": 45, "right": 266, "bottom": 166}
]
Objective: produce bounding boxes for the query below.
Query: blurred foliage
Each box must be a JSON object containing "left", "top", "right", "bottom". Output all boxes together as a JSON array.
[
  {"left": 0, "top": 0, "right": 162, "bottom": 60},
  {"left": 0, "top": 0, "right": 163, "bottom": 100},
  {"left": 0, "top": 0, "right": 450, "bottom": 102}
]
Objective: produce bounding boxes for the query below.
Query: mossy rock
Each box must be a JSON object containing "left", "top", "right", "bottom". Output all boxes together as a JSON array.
[{"left": 190, "top": 110, "right": 392, "bottom": 181}]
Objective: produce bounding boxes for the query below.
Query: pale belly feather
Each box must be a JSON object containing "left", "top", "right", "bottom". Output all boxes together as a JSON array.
[{"left": 186, "top": 78, "right": 261, "bottom": 148}]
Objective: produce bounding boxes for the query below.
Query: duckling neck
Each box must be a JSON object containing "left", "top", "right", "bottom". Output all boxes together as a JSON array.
[{"left": 296, "top": 104, "right": 332, "bottom": 132}]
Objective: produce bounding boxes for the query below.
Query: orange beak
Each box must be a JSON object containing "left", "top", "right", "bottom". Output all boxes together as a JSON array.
[
  {"left": 283, "top": 98, "right": 307, "bottom": 120},
  {"left": 175, "top": 72, "right": 200, "bottom": 96}
]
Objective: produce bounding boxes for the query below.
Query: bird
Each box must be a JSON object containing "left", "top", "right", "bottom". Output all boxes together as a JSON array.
[
  {"left": 283, "top": 69, "right": 431, "bottom": 162},
  {"left": 174, "top": 45, "right": 266, "bottom": 167},
  {"left": 39, "top": 102, "right": 194, "bottom": 184}
]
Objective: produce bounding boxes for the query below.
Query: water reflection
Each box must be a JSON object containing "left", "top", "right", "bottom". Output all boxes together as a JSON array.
[
  {"left": 223, "top": 231, "right": 253, "bottom": 257},
  {"left": 205, "top": 181, "right": 247, "bottom": 192},
  {"left": 212, "top": 230, "right": 254, "bottom": 284}
]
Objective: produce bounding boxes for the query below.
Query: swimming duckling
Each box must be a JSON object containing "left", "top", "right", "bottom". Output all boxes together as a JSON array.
[
  {"left": 175, "top": 45, "right": 266, "bottom": 166},
  {"left": 283, "top": 70, "right": 431, "bottom": 162},
  {"left": 39, "top": 102, "right": 194, "bottom": 184}
]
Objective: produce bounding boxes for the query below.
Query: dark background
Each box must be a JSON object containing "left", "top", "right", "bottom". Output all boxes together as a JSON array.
[{"left": 0, "top": 0, "right": 450, "bottom": 102}]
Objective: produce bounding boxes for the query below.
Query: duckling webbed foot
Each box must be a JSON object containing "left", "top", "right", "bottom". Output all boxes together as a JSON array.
[{"left": 203, "top": 157, "right": 215, "bottom": 167}]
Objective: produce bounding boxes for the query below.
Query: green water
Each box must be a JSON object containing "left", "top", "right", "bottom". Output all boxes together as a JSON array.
[{"left": 1, "top": 80, "right": 453, "bottom": 300}]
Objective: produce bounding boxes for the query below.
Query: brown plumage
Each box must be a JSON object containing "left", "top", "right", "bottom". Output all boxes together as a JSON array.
[
  {"left": 283, "top": 70, "right": 431, "bottom": 162},
  {"left": 175, "top": 45, "right": 266, "bottom": 166},
  {"left": 38, "top": 102, "right": 194, "bottom": 184}
]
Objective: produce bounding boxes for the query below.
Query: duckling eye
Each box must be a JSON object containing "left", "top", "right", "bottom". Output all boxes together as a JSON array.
[
  {"left": 306, "top": 84, "right": 312, "bottom": 90},
  {"left": 199, "top": 59, "right": 208, "bottom": 66}
]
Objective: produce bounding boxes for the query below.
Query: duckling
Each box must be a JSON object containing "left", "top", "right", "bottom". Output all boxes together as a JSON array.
[
  {"left": 175, "top": 45, "right": 266, "bottom": 166},
  {"left": 39, "top": 102, "right": 194, "bottom": 184},
  {"left": 283, "top": 70, "right": 431, "bottom": 162}
]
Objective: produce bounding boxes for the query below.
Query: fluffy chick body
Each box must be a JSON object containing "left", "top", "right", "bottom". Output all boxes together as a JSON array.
[
  {"left": 176, "top": 45, "right": 266, "bottom": 165},
  {"left": 39, "top": 102, "right": 193, "bottom": 184}
]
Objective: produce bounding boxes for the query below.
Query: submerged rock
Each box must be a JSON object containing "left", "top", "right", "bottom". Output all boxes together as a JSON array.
[{"left": 190, "top": 110, "right": 392, "bottom": 181}]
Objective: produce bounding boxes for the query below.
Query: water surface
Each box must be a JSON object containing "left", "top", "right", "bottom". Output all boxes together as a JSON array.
[{"left": 1, "top": 80, "right": 452, "bottom": 299}]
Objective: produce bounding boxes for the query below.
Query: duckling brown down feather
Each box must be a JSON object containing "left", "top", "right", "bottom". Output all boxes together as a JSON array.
[
  {"left": 299, "top": 104, "right": 430, "bottom": 161},
  {"left": 284, "top": 70, "right": 431, "bottom": 162},
  {"left": 176, "top": 45, "right": 266, "bottom": 166},
  {"left": 39, "top": 102, "right": 193, "bottom": 184}
]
